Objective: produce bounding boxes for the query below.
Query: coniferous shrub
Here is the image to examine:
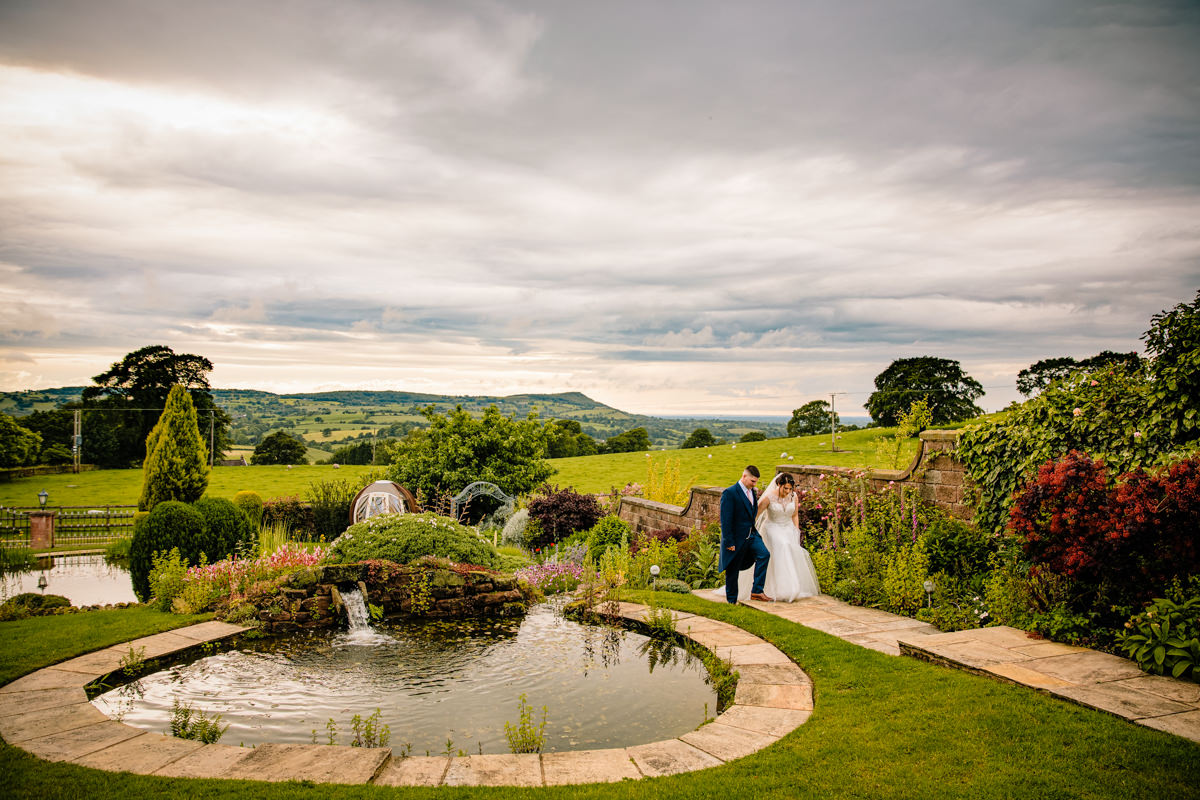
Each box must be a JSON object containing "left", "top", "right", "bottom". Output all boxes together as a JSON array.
[
  {"left": 192, "top": 497, "right": 249, "bottom": 561},
  {"left": 232, "top": 490, "right": 264, "bottom": 529},
  {"left": 585, "top": 515, "right": 630, "bottom": 555},
  {"left": 139, "top": 385, "right": 210, "bottom": 511},
  {"left": 129, "top": 500, "right": 206, "bottom": 601},
  {"left": 525, "top": 486, "right": 602, "bottom": 549}
]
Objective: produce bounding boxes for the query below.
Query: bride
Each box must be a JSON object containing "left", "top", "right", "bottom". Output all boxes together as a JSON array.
[{"left": 724, "top": 473, "right": 821, "bottom": 602}]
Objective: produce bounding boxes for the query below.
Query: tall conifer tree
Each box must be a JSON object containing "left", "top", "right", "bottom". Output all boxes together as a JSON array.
[{"left": 139, "top": 385, "right": 210, "bottom": 510}]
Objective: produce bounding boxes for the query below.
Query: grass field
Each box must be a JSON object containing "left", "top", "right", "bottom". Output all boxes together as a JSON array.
[
  {"left": 0, "top": 592, "right": 1196, "bottom": 799},
  {"left": 0, "top": 428, "right": 918, "bottom": 508}
]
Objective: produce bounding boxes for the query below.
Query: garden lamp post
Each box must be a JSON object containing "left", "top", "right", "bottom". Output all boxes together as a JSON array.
[
  {"left": 37, "top": 574, "right": 47, "bottom": 593},
  {"left": 650, "top": 564, "right": 660, "bottom": 591},
  {"left": 38, "top": 489, "right": 48, "bottom": 508},
  {"left": 923, "top": 579, "right": 934, "bottom": 608}
]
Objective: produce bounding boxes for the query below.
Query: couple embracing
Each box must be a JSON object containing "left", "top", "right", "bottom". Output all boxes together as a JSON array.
[{"left": 717, "top": 465, "right": 821, "bottom": 604}]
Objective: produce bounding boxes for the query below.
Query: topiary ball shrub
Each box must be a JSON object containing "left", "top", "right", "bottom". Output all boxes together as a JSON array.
[
  {"left": 129, "top": 501, "right": 206, "bottom": 601},
  {"left": 232, "top": 490, "right": 264, "bottom": 530},
  {"left": 325, "top": 513, "right": 500, "bottom": 568},
  {"left": 0, "top": 592, "right": 71, "bottom": 621},
  {"left": 585, "top": 515, "right": 630, "bottom": 555},
  {"left": 193, "top": 497, "right": 250, "bottom": 561}
]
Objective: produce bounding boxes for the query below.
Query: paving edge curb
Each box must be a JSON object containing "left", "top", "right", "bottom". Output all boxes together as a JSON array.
[{"left": 0, "top": 606, "right": 813, "bottom": 786}]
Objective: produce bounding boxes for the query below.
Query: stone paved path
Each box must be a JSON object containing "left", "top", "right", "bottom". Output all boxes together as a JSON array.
[
  {"left": 696, "top": 591, "right": 1200, "bottom": 744},
  {"left": 0, "top": 607, "right": 814, "bottom": 786}
]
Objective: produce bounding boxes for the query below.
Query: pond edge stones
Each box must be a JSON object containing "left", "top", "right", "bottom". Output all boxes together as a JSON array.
[{"left": 0, "top": 606, "right": 813, "bottom": 786}]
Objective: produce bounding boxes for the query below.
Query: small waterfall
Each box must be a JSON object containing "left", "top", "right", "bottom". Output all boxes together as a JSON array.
[
  {"left": 341, "top": 588, "right": 372, "bottom": 632},
  {"left": 336, "top": 587, "right": 392, "bottom": 646}
]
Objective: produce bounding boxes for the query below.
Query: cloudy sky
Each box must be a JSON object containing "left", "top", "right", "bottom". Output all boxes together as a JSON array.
[{"left": 1, "top": 1, "right": 1197, "bottom": 416}]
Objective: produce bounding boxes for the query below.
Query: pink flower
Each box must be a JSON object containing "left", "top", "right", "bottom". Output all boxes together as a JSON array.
[
  {"left": 1134, "top": 431, "right": 1143, "bottom": 438},
  {"left": 1090, "top": 380, "right": 1099, "bottom": 386},
  {"left": 1072, "top": 408, "right": 1083, "bottom": 416}
]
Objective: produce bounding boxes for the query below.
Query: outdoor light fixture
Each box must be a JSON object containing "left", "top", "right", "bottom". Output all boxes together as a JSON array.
[
  {"left": 37, "top": 574, "right": 47, "bottom": 593},
  {"left": 38, "top": 489, "right": 48, "bottom": 508},
  {"left": 650, "top": 564, "right": 660, "bottom": 591},
  {"left": 923, "top": 579, "right": 935, "bottom": 608}
]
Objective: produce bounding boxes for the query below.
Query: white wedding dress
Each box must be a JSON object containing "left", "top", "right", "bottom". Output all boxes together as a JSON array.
[{"left": 730, "top": 496, "right": 821, "bottom": 602}]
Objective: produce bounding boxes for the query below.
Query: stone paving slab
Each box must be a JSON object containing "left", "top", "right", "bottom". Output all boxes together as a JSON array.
[
  {"left": 1052, "top": 683, "right": 1196, "bottom": 721},
  {"left": 0, "top": 668, "right": 94, "bottom": 693},
  {"left": 1028, "top": 651, "right": 1146, "bottom": 684},
  {"left": 716, "top": 704, "right": 812, "bottom": 737},
  {"left": 73, "top": 731, "right": 205, "bottom": 773},
  {"left": 626, "top": 738, "right": 722, "bottom": 777},
  {"left": 224, "top": 742, "right": 389, "bottom": 784},
  {"left": 118, "top": 631, "right": 202, "bottom": 661},
  {"left": 735, "top": 663, "right": 812, "bottom": 686},
  {"left": 444, "top": 754, "right": 542, "bottom": 786},
  {"left": 20, "top": 720, "right": 143, "bottom": 762},
  {"left": 372, "top": 756, "right": 450, "bottom": 787},
  {"left": 716, "top": 643, "right": 794, "bottom": 666},
  {"left": 0, "top": 687, "right": 88, "bottom": 718},
  {"left": 934, "top": 640, "right": 1034, "bottom": 669},
  {"left": 48, "top": 649, "right": 127, "bottom": 676},
  {"left": 685, "top": 627, "right": 765, "bottom": 649},
  {"left": 1113, "top": 676, "right": 1200, "bottom": 706},
  {"left": 542, "top": 748, "right": 642, "bottom": 785},
  {"left": 167, "top": 620, "right": 248, "bottom": 642},
  {"left": 1010, "top": 641, "right": 1088, "bottom": 659},
  {"left": 152, "top": 743, "right": 254, "bottom": 778},
  {"left": 1137, "top": 710, "right": 1200, "bottom": 740},
  {"left": 981, "top": 662, "right": 1076, "bottom": 690},
  {"left": 0, "top": 701, "right": 108, "bottom": 743},
  {"left": 680, "top": 722, "right": 778, "bottom": 762},
  {"left": 734, "top": 681, "right": 814, "bottom": 710}
]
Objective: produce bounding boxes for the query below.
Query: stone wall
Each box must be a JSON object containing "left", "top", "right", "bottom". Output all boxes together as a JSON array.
[
  {"left": 252, "top": 561, "right": 530, "bottom": 634},
  {"left": 617, "top": 430, "right": 972, "bottom": 535}
]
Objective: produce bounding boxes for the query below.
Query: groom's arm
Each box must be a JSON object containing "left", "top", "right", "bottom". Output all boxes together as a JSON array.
[{"left": 719, "top": 489, "right": 736, "bottom": 552}]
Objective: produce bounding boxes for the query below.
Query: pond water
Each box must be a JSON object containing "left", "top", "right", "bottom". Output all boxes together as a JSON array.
[
  {"left": 93, "top": 603, "right": 717, "bottom": 754},
  {"left": 0, "top": 553, "right": 135, "bottom": 606}
]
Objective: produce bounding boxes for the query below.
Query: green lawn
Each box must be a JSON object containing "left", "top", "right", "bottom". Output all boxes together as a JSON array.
[
  {"left": 1, "top": 593, "right": 1195, "bottom": 799},
  {"left": 0, "top": 464, "right": 380, "bottom": 509},
  {"left": 548, "top": 427, "right": 920, "bottom": 493},
  {"left": 0, "top": 428, "right": 918, "bottom": 507}
]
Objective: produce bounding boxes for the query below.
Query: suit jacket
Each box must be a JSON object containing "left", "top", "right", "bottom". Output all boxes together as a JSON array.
[{"left": 718, "top": 481, "right": 759, "bottom": 572}]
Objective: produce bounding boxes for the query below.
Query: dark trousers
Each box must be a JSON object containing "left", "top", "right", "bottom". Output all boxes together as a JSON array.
[{"left": 724, "top": 532, "right": 770, "bottom": 603}]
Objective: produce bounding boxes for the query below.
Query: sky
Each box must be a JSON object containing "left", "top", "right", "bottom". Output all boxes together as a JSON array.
[{"left": 0, "top": 0, "right": 1197, "bottom": 417}]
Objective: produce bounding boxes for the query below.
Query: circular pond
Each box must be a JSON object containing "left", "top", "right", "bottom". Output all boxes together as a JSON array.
[{"left": 94, "top": 603, "right": 718, "bottom": 754}]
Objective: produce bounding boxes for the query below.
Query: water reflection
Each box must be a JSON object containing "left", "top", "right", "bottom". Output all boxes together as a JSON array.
[
  {"left": 0, "top": 554, "right": 135, "bottom": 606},
  {"left": 93, "top": 603, "right": 716, "bottom": 754}
]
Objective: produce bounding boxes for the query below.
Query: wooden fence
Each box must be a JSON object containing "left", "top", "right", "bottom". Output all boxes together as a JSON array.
[{"left": 0, "top": 505, "right": 137, "bottom": 549}]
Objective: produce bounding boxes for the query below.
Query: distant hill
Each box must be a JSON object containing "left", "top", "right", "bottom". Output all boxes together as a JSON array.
[{"left": 0, "top": 387, "right": 787, "bottom": 449}]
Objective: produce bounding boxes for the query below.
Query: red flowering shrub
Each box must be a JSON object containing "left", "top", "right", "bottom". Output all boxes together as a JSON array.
[
  {"left": 1110, "top": 456, "right": 1200, "bottom": 598},
  {"left": 525, "top": 485, "right": 603, "bottom": 549},
  {"left": 1007, "top": 450, "right": 1114, "bottom": 583}
]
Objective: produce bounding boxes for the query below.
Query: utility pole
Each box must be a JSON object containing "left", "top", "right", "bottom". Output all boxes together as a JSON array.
[
  {"left": 72, "top": 409, "right": 81, "bottom": 473},
  {"left": 209, "top": 409, "right": 216, "bottom": 467}
]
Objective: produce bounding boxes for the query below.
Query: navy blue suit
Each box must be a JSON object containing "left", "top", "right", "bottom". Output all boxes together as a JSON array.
[{"left": 719, "top": 480, "right": 770, "bottom": 603}]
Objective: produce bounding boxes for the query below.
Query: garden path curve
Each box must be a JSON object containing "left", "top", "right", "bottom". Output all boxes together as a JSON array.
[
  {"left": 0, "top": 607, "right": 814, "bottom": 786},
  {"left": 710, "top": 591, "right": 1200, "bottom": 744}
]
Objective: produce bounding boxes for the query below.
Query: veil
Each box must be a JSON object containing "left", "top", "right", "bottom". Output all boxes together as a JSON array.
[{"left": 755, "top": 473, "right": 787, "bottom": 532}]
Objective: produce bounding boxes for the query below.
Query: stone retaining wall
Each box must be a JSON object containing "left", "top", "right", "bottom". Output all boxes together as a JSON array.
[
  {"left": 617, "top": 430, "right": 972, "bottom": 535},
  {"left": 253, "top": 561, "right": 530, "bottom": 634}
]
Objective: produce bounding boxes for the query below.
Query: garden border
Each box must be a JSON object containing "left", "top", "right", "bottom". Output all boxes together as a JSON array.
[{"left": 0, "top": 606, "right": 813, "bottom": 786}]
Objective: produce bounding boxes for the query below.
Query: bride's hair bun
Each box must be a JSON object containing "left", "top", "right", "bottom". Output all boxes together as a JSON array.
[{"left": 777, "top": 473, "right": 795, "bottom": 487}]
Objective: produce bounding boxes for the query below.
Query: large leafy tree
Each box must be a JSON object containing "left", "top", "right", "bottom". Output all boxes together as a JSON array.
[
  {"left": 251, "top": 431, "right": 309, "bottom": 465},
  {"left": 82, "top": 345, "right": 230, "bottom": 466},
  {"left": 866, "top": 356, "right": 984, "bottom": 426},
  {"left": 0, "top": 413, "right": 41, "bottom": 468},
  {"left": 602, "top": 426, "right": 651, "bottom": 453},
  {"left": 1144, "top": 289, "right": 1200, "bottom": 446},
  {"left": 544, "top": 419, "right": 599, "bottom": 458},
  {"left": 388, "top": 405, "right": 552, "bottom": 498},
  {"left": 20, "top": 408, "right": 73, "bottom": 463},
  {"left": 1016, "top": 351, "right": 1143, "bottom": 397},
  {"left": 682, "top": 427, "right": 718, "bottom": 448},
  {"left": 139, "top": 385, "right": 210, "bottom": 510},
  {"left": 787, "top": 400, "right": 839, "bottom": 437}
]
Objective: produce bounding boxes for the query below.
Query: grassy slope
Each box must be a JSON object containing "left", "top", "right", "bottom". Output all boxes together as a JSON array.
[
  {"left": 0, "top": 430, "right": 913, "bottom": 507},
  {"left": 549, "top": 427, "right": 920, "bottom": 494},
  {"left": 1, "top": 593, "right": 1196, "bottom": 799}
]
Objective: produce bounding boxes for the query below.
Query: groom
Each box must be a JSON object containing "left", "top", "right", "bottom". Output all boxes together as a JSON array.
[{"left": 719, "top": 465, "right": 772, "bottom": 603}]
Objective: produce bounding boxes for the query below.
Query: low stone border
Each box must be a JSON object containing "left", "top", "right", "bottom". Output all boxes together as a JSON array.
[{"left": 0, "top": 606, "right": 812, "bottom": 785}]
